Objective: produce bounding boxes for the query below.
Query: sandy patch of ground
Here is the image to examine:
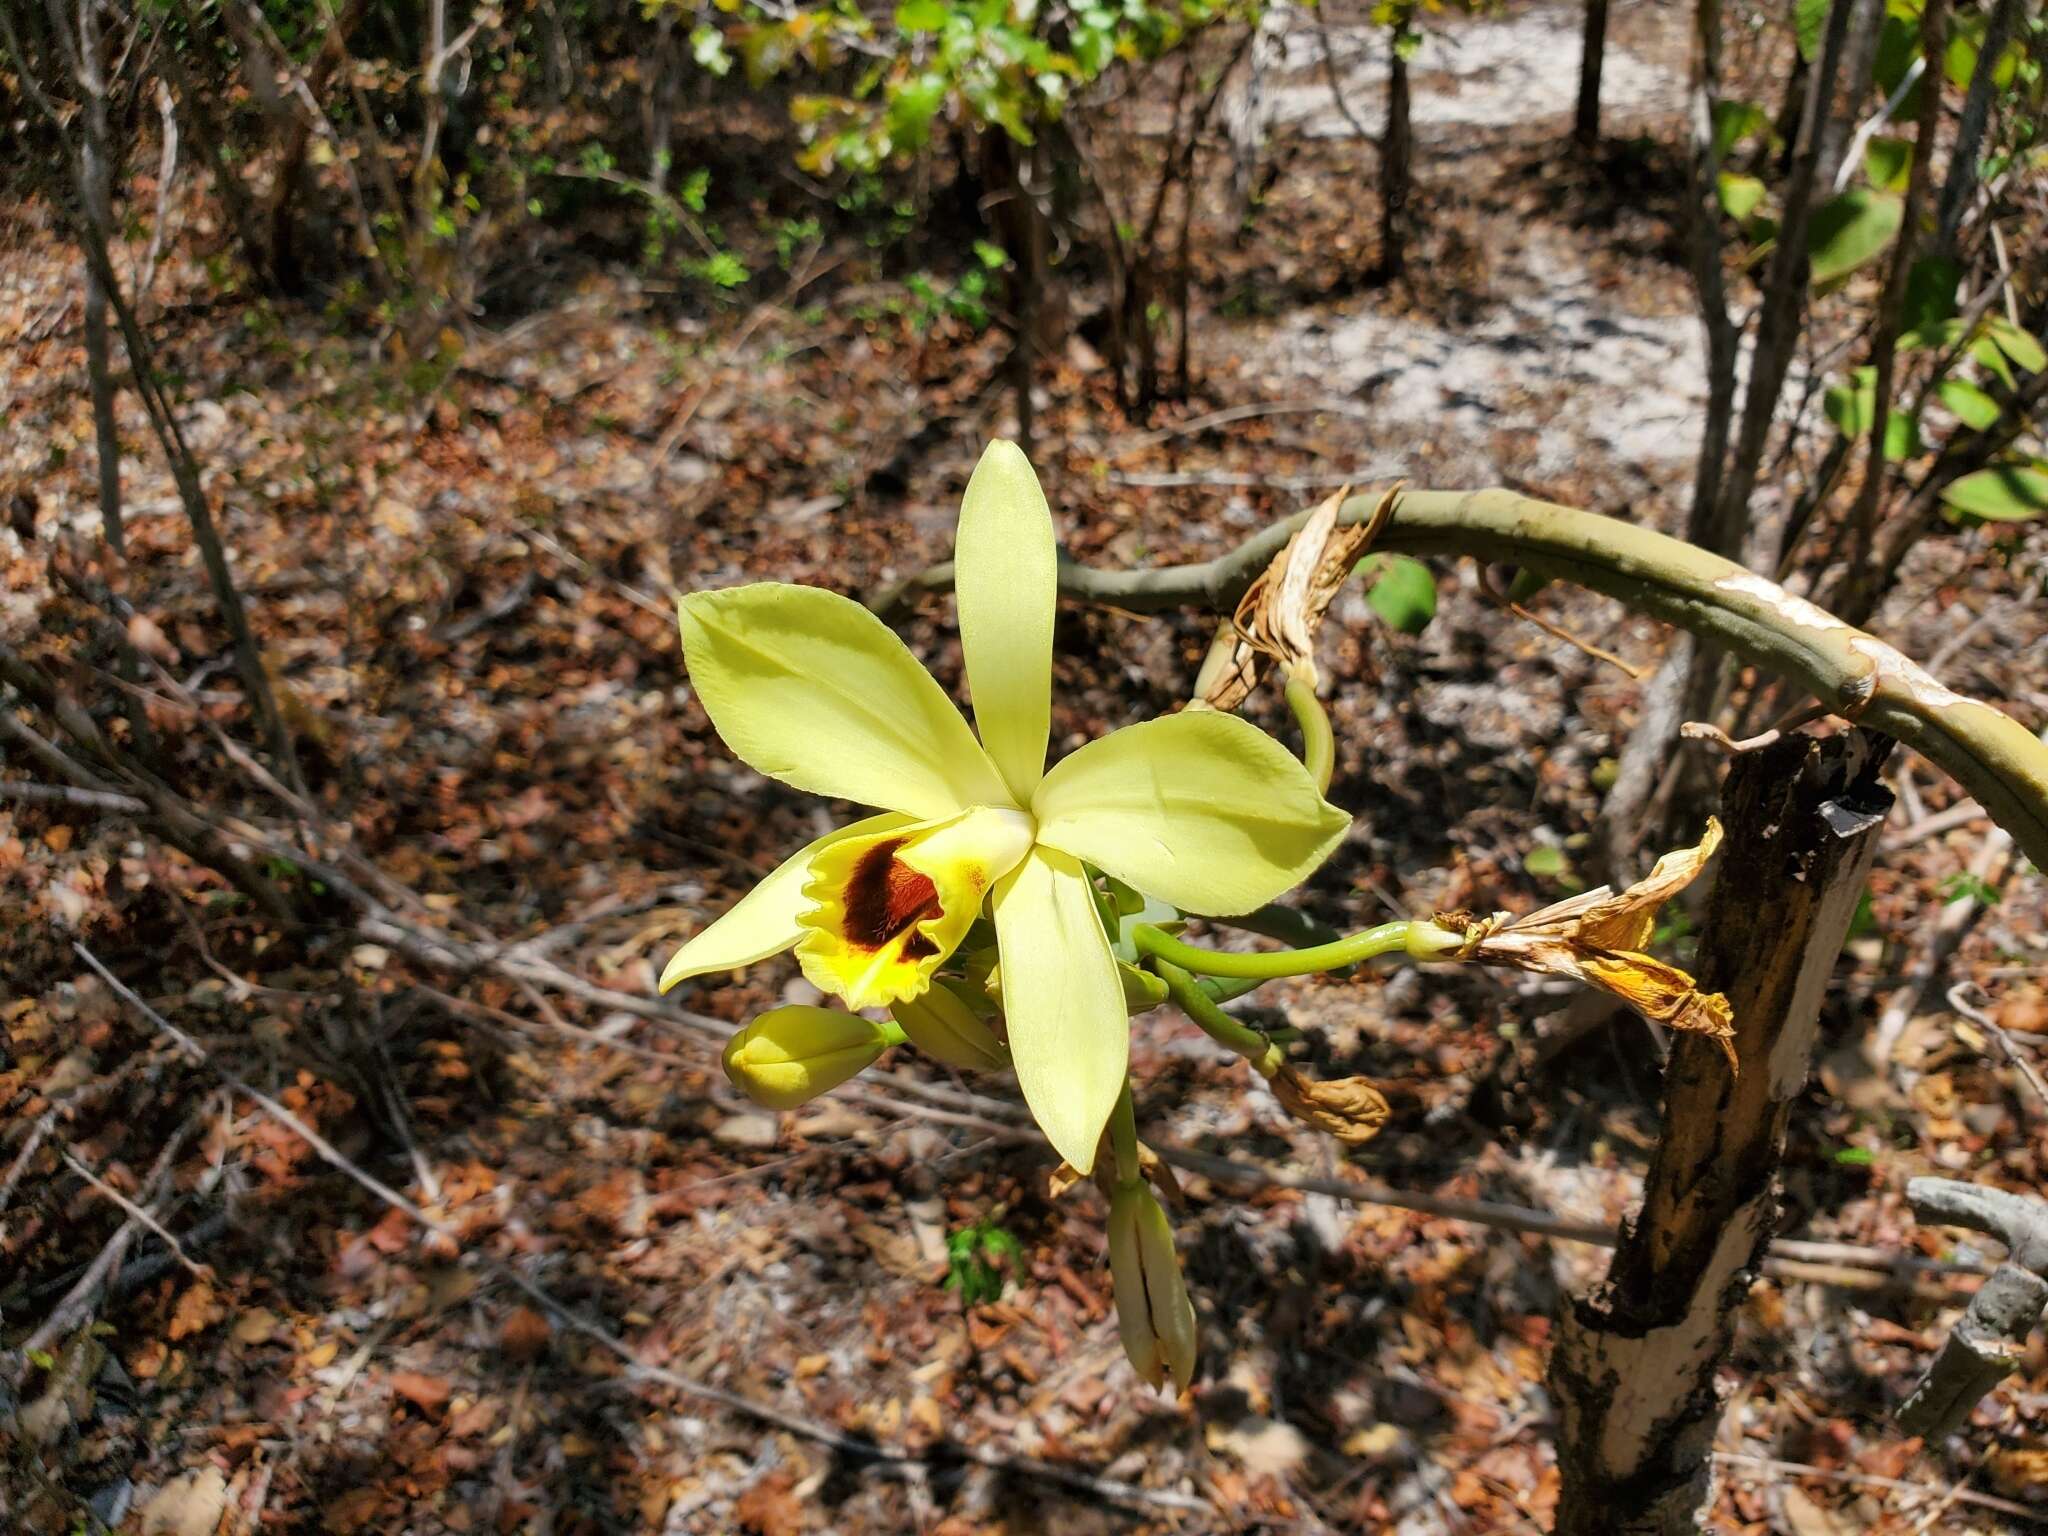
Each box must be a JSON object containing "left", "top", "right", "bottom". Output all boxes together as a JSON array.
[{"left": 1268, "top": 6, "right": 1682, "bottom": 138}]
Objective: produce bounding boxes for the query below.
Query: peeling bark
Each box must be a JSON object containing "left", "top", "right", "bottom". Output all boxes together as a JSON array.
[{"left": 1551, "top": 731, "right": 1894, "bottom": 1534}]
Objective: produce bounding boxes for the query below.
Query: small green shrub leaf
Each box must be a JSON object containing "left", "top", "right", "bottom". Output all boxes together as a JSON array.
[{"left": 1941, "top": 464, "right": 2048, "bottom": 523}]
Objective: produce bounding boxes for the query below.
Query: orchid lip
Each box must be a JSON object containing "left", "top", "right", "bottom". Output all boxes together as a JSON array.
[{"left": 794, "top": 805, "right": 1036, "bottom": 1010}]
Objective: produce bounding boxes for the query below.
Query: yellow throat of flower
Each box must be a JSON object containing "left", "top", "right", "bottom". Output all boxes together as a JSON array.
[{"left": 795, "top": 806, "right": 1035, "bottom": 1010}]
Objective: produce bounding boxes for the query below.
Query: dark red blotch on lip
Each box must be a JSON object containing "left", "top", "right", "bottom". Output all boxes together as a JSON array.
[{"left": 843, "top": 838, "right": 942, "bottom": 955}]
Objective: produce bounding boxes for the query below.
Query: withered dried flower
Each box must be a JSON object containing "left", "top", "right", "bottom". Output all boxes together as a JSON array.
[
  {"left": 1269, "top": 1064, "right": 1391, "bottom": 1144},
  {"left": 1437, "top": 820, "right": 1737, "bottom": 1067},
  {"left": 1197, "top": 486, "right": 1397, "bottom": 710}
]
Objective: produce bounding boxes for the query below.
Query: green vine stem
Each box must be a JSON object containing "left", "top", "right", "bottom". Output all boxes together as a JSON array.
[
  {"left": 1108, "top": 1079, "right": 1141, "bottom": 1186},
  {"left": 1284, "top": 672, "right": 1335, "bottom": 794},
  {"left": 1133, "top": 919, "right": 1459, "bottom": 980},
  {"left": 873, "top": 488, "right": 2048, "bottom": 872},
  {"left": 1151, "top": 955, "right": 1286, "bottom": 1077}
]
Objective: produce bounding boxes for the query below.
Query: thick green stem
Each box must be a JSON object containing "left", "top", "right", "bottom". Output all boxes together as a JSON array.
[
  {"left": 1152, "top": 956, "right": 1286, "bottom": 1076},
  {"left": 874, "top": 488, "right": 2048, "bottom": 874},
  {"left": 1133, "top": 920, "right": 1449, "bottom": 980},
  {"left": 1198, "top": 975, "right": 1272, "bottom": 1004},
  {"left": 1285, "top": 672, "right": 1335, "bottom": 794},
  {"left": 1108, "top": 1079, "right": 1141, "bottom": 1186}
]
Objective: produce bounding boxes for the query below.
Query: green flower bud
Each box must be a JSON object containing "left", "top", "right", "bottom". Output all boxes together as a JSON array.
[
  {"left": 890, "top": 980, "right": 1009, "bottom": 1072},
  {"left": 722, "top": 1005, "right": 891, "bottom": 1110},
  {"left": 1106, "top": 1183, "right": 1198, "bottom": 1393},
  {"left": 1117, "top": 960, "right": 1170, "bottom": 1013}
]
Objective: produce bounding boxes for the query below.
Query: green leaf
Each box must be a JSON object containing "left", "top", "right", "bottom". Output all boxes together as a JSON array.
[
  {"left": 1717, "top": 172, "right": 1766, "bottom": 222},
  {"left": 1940, "top": 464, "right": 2048, "bottom": 523},
  {"left": 1824, "top": 365, "right": 1877, "bottom": 437},
  {"left": 1863, "top": 134, "right": 1912, "bottom": 192},
  {"left": 1987, "top": 318, "right": 2047, "bottom": 374},
  {"left": 1524, "top": 845, "right": 1569, "bottom": 878},
  {"left": 1936, "top": 377, "right": 2001, "bottom": 430},
  {"left": 1972, "top": 334, "right": 2018, "bottom": 390},
  {"left": 886, "top": 73, "right": 948, "bottom": 150},
  {"left": 1807, "top": 188, "right": 1903, "bottom": 286},
  {"left": 1794, "top": 0, "right": 1830, "bottom": 60},
  {"left": 1833, "top": 1146, "right": 1875, "bottom": 1167},
  {"left": 895, "top": 0, "right": 948, "bottom": 30},
  {"left": 1941, "top": 871, "right": 2003, "bottom": 906},
  {"left": 1874, "top": 12, "right": 1921, "bottom": 95},
  {"left": 688, "top": 251, "right": 751, "bottom": 289},
  {"left": 1711, "top": 100, "right": 1768, "bottom": 160},
  {"left": 1901, "top": 255, "right": 1959, "bottom": 330},
  {"left": 1823, "top": 366, "right": 1915, "bottom": 458},
  {"left": 1356, "top": 553, "right": 1437, "bottom": 633},
  {"left": 1884, "top": 414, "right": 1919, "bottom": 461}
]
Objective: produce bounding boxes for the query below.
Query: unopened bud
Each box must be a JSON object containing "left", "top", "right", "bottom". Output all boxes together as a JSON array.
[
  {"left": 891, "top": 980, "right": 1008, "bottom": 1071},
  {"left": 722, "top": 1006, "right": 891, "bottom": 1110},
  {"left": 1271, "top": 1064, "right": 1390, "bottom": 1145},
  {"left": 1118, "top": 960, "right": 1170, "bottom": 1013},
  {"left": 1404, "top": 919, "right": 1468, "bottom": 959},
  {"left": 1107, "top": 1184, "right": 1198, "bottom": 1393}
]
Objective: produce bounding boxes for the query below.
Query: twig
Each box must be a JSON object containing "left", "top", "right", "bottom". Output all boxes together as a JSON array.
[
  {"left": 651, "top": 242, "right": 839, "bottom": 464},
  {"left": 1107, "top": 467, "right": 1401, "bottom": 490},
  {"left": 0, "top": 1110, "right": 57, "bottom": 1230},
  {"left": 1107, "top": 399, "right": 1376, "bottom": 458},
  {"left": 1948, "top": 981, "right": 2048, "bottom": 1110},
  {"left": 1871, "top": 824, "right": 2016, "bottom": 1068},
  {"left": 13, "top": 1111, "right": 200, "bottom": 1376},
  {"left": 74, "top": 942, "right": 429, "bottom": 1222},
  {"left": 0, "top": 779, "right": 148, "bottom": 812},
  {"left": 1712, "top": 1453, "right": 2041, "bottom": 1522},
  {"left": 1884, "top": 800, "right": 1987, "bottom": 852},
  {"left": 867, "top": 488, "right": 2048, "bottom": 879},
  {"left": 1900, "top": 1176, "right": 2048, "bottom": 1436},
  {"left": 1832, "top": 55, "right": 1924, "bottom": 194},
  {"left": 59, "top": 1148, "right": 209, "bottom": 1279},
  {"left": 133, "top": 79, "right": 179, "bottom": 307},
  {"left": 1496, "top": 596, "right": 1644, "bottom": 679}
]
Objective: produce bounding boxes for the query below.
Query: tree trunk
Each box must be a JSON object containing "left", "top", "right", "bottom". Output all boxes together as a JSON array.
[
  {"left": 1575, "top": 0, "right": 1609, "bottom": 150},
  {"left": 76, "top": 0, "right": 123, "bottom": 556},
  {"left": 979, "top": 131, "right": 1050, "bottom": 450},
  {"left": 156, "top": 26, "right": 270, "bottom": 277},
  {"left": 1377, "top": 31, "right": 1412, "bottom": 282},
  {"left": 1833, "top": 0, "right": 1949, "bottom": 612},
  {"left": 1814, "top": 0, "right": 1886, "bottom": 195},
  {"left": 1553, "top": 731, "right": 1894, "bottom": 1534},
  {"left": 1934, "top": 0, "right": 2021, "bottom": 260}
]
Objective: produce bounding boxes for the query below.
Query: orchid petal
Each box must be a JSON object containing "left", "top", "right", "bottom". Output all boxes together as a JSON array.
[
  {"left": 679, "top": 584, "right": 1012, "bottom": 820},
  {"left": 795, "top": 806, "right": 1034, "bottom": 1010},
  {"left": 659, "top": 812, "right": 913, "bottom": 991},
  {"left": 993, "top": 846, "right": 1127, "bottom": 1173},
  {"left": 1032, "top": 711, "right": 1350, "bottom": 915},
  {"left": 956, "top": 441, "right": 1056, "bottom": 801}
]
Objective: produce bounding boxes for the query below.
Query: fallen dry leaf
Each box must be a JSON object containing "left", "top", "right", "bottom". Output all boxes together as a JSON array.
[
  {"left": 388, "top": 1369, "right": 452, "bottom": 1412},
  {"left": 140, "top": 1466, "right": 229, "bottom": 1536}
]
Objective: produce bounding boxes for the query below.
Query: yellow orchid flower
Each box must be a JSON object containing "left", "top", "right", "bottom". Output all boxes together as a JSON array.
[{"left": 660, "top": 441, "right": 1351, "bottom": 1171}]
